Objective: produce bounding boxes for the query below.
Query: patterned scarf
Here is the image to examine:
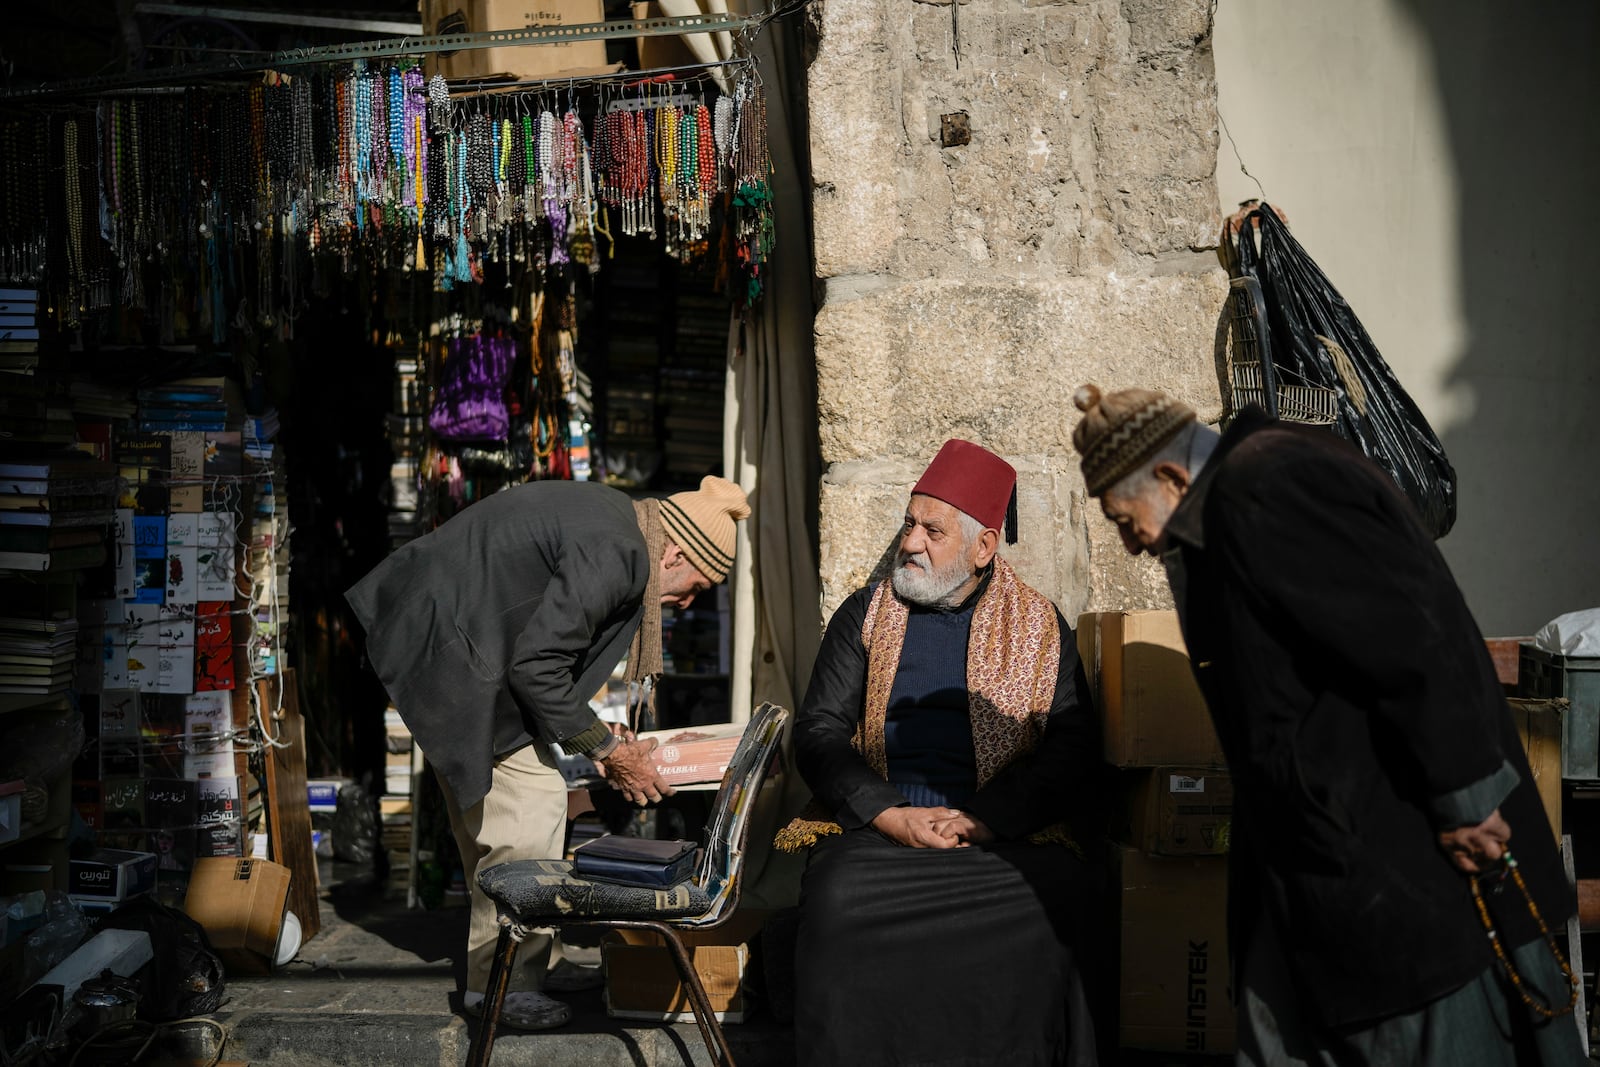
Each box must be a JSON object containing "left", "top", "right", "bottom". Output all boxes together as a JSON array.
[
  {"left": 775, "top": 558, "right": 1064, "bottom": 852},
  {"left": 628, "top": 499, "right": 666, "bottom": 730}
]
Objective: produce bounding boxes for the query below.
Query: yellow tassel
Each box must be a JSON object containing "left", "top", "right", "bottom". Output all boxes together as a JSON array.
[{"left": 773, "top": 817, "right": 844, "bottom": 854}]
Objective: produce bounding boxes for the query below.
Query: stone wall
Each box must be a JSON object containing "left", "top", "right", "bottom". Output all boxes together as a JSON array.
[{"left": 809, "top": 0, "right": 1230, "bottom": 622}]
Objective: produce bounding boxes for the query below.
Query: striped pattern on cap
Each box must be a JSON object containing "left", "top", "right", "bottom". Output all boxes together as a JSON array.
[
  {"left": 658, "top": 476, "right": 750, "bottom": 582},
  {"left": 1073, "top": 385, "right": 1197, "bottom": 496}
]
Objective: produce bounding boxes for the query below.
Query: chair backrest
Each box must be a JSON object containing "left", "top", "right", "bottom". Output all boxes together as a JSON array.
[{"left": 686, "top": 701, "right": 790, "bottom": 928}]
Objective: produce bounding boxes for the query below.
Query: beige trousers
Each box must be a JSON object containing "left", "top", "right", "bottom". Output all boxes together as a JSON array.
[{"left": 435, "top": 742, "right": 569, "bottom": 994}]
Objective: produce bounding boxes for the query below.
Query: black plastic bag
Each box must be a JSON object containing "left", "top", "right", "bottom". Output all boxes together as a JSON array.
[
  {"left": 1233, "top": 205, "right": 1458, "bottom": 539},
  {"left": 333, "top": 782, "right": 378, "bottom": 865},
  {"left": 97, "top": 896, "right": 225, "bottom": 1020}
]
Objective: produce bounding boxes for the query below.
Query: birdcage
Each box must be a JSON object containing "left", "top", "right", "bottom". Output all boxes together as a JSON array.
[{"left": 1225, "top": 277, "right": 1338, "bottom": 426}]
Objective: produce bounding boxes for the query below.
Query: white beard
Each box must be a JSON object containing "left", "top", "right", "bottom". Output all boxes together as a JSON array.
[{"left": 891, "top": 550, "right": 975, "bottom": 608}]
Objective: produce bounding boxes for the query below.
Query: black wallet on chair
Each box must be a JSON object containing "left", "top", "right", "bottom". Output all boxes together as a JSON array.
[{"left": 571, "top": 836, "right": 700, "bottom": 889}]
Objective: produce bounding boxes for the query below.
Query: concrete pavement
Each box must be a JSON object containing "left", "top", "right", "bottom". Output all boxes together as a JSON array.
[{"left": 156, "top": 879, "right": 1222, "bottom": 1066}]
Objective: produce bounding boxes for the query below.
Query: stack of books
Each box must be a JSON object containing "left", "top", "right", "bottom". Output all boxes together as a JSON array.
[
  {"left": 0, "top": 287, "right": 41, "bottom": 378},
  {"left": 0, "top": 456, "right": 118, "bottom": 572},
  {"left": 0, "top": 614, "right": 78, "bottom": 696},
  {"left": 136, "top": 378, "right": 241, "bottom": 434},
  {"left": 69, "top": 380, "right": 138, "bottom": 424}
]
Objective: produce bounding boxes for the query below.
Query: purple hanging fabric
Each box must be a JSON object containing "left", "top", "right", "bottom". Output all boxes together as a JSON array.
[{"left": 428, "top": 334, "right": 514, "bottom": 442}]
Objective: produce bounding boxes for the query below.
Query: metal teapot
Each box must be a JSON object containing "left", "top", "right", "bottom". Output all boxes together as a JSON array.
[{"left": 73, "top": 970, "right": 141, "bottom": 1031}]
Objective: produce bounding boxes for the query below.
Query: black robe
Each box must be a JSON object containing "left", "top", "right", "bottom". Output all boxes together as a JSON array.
[
  {"left": 793, "top": 575, "right": 1106, "bottom": 1067},
  {"left": 345, "top": 481, "right": 647, "bottom": 810},
  {"left": 1162, "top": 407, "right": 1573, "bottom": 1030}
]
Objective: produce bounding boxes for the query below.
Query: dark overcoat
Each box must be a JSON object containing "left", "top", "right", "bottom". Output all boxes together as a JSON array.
[
  {"left": 345, "top": 481, "right": 648, "bottom": 810},
  {"left": 1162, "top": 407, "right": 1573, "bottom": 1030}
]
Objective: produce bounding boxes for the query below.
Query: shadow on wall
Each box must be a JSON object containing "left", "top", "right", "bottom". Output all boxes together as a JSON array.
[{"left": 1394, "top": 0, "right": 1600, "bottom": 633}]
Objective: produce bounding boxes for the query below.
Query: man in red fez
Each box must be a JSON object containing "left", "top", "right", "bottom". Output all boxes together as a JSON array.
[{"left": 778, "top": 440, "right": 1106, "bottom": 1066}]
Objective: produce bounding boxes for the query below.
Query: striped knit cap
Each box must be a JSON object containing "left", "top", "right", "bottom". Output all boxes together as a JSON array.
[
  {"left": 1071, "top": 384, "right": 1196, "bottom": 496},
  {"left": 659, "top": 476, "right": 751, "bottom": 583}
]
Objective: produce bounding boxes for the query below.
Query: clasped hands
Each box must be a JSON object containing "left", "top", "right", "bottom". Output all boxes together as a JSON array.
[
  {"left": 1437, "top": 807, "right": 1511, "bottom": 874},
  {"left": 592, "top": 728, "right": 675, "bottom": 806},
  {"left": 872, "top": 805, "right": 994, "bottom": 849}
]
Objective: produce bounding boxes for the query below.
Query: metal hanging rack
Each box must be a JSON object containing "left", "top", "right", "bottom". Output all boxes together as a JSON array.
[{"left": 0, "top": 12, "right": 758, "bottom": 102}]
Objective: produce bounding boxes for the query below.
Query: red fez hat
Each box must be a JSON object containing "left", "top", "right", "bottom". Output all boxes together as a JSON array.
[{"left": 911, "top": 439, "right": 1019, "bottom": 543}]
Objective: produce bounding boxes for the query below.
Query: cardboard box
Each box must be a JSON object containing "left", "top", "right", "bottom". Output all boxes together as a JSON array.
[
  {"left": 1078, "top": 611, "right": 1224, "bottom": 768},
  {"left": 69, "top": 849, "right": 158, "bottom": 901},
  {"left": 629, "top": 1, "right": 702, "bottom": 71},
  {"left": 602, "top": 910, "right": 767, "bottom": 1023},
  {"left": 1510, "top": 697, "right": 1563, "bottom": 838},
  {"left": 419, "top": 0, "right": 611, "bottom": 82},
  {"left": 68, "top": 896, "right": 122, "bottom": 919},
  {"left": 1120, "top": 768, "right": 1232, "bottom": 857},
  {"left": 183, "top": 857, "right": 291, "bottom": 975},
  {"left": 1117, "top": 847, "right": 1234, "bottom": 1055},
  {"left": 639, "top": 723, "right": 744, "bottom": 786},
  {"left": 604, "top": 942, "right": 747, "bottom": 1022},
  {"left": 306, "top": 779, "right": 344, "bottom": 813}
]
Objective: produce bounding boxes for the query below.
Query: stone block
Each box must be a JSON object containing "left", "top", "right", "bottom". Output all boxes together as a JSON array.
[
  {"left": 813, "top": 270, "right": 1229, "bottom": 466},
  {"left": 1119, "top": 0, "right": 1214, "bottom": 68}
]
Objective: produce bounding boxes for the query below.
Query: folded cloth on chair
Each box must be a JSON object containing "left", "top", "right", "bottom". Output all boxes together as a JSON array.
[{"left": 573, "top": 837, "right": 699, "bottom": 889}]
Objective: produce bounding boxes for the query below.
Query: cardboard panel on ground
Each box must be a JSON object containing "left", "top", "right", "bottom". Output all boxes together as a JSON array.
[
  {"left": 1117, "top": 847, "right": 1233, "bottom": 1055},
  {"left": 1078, "top": 610, "right": 1224, "bottom": 768},
  {"left": 260, "top": 670, "right": 320, "bottom": 945},
  {"left": 602, "top": 908, "right": 768, "bottom": 1023}
]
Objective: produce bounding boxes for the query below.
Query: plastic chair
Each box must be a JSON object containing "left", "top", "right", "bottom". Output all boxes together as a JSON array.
[{"left": 464, "top": 702, "right": 791, "bottom": 1067}]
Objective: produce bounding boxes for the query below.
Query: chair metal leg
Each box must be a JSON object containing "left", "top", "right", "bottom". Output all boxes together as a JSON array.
[
  {"left": 465, "top": 921, "right": 523, "bottom": 1067},
  {"left": 618, "top": 919, "right": 737, "bottom": 1067}
]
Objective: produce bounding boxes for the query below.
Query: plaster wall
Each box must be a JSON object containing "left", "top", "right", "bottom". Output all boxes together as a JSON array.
[
  {"left": 809, "top": 0, "right": 1229, "bottom": 622},
  {"left": 1213, "top": 0, "right": 1600, "bottom": 635}
]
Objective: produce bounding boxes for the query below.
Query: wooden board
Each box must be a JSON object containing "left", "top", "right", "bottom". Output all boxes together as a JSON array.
[
  {"left": 262, "top": 669, "right": 321, "bottom": 945},
  {"left": 1510, "top": 697, "right": 1564, "bottom": 839}
]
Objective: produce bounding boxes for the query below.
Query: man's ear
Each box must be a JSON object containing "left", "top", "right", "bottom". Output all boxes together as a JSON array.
[
  {"left": 660, "top": 541, "right": 686, "bottom": 570},
  {"left": 971, "top": 527, "right": 1000, "bottom": 568},
  {"left": 1153, "top": 462, "right": 1192, "bottom": 496}
]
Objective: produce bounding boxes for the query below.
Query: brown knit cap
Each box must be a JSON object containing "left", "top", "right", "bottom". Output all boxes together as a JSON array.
[
  {"left": 659, "top": 476, "right": 751, "bottom": 583},
  {"left": 1071, "top": 384, "right": 1197, "bottom": 496}
]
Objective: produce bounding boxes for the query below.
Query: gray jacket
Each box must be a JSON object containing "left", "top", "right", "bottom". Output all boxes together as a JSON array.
[{"left": 346, "top": 481, "right": 647, "bottom": 809}]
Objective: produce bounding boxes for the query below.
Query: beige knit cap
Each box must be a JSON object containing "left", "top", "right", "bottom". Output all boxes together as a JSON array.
[
  {"left": 1071, "top": 384, "right": 1196, "bottom": 496},
  {"left": 659, "top": 476, "right": 751, "bottom": 582}
]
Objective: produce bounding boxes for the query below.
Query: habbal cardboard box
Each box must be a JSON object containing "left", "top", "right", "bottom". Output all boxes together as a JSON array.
[
  {"left": 1120, "top": 768, "right": 1232, "bottom": 857},
  {"left": 638, "top": 722, "right": 744, "bottom": 786},
  {"left": 1510, "top": 697, "right": 1563, "bottom": 838},
  {"left": 1078, "top": 611, "right": 1224, "bottom": 768},
  {"left": 419, "top": 0, "right": 612, "bottom": 82},
  {"left": 1117, "top": 846, "right": 1234, "bottom": 1055},
  {"left": 184, "top": 857, "right": 291, "bottom": 976},
  {"left": 602, "top": 909, "right": 767, "bottom": 1023}
]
